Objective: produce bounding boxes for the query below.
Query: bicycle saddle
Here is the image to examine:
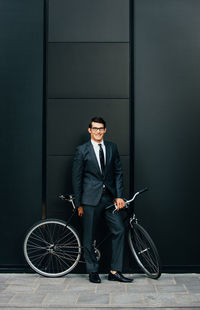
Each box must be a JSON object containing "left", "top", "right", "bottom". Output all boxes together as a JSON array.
[{"left": 58, "top": 193, "right": 75, "bottom": 201}]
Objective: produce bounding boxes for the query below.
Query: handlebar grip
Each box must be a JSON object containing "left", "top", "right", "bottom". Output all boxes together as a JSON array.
[
  {"left": 138, "top": 187, "right": 148, "bottom": 194},
  {"left": 58, "top": 194, "right": 65, "bottom": 200}
]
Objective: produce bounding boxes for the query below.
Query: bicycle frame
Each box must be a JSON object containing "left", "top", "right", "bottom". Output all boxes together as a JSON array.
[
  {"left": 57, "top": 187, "right": 149, "bottom": 251},
  {"left": 24, "top": 186, "right": 161, "bottom": 279}
]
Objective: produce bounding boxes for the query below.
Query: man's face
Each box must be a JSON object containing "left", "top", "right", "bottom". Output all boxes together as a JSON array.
[{"left": 88, "top": 122, "right": 107, "bottom": 143}]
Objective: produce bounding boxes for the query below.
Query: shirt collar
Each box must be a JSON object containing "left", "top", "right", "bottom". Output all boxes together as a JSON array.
[{"left": 91, "top": 139, "right": 104, "bottom": 147}]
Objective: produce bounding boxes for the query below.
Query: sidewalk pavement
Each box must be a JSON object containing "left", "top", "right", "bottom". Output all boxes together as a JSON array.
[{"left": 0, "top": 273, "right": 200, "bottom": 309}]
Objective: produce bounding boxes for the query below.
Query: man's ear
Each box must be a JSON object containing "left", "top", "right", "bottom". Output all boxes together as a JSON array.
[
  {"left": 104, "top": 128, "right": 107, "bottom": 133},
  {"left": 88, "top": 128, "right": 91, "bottom": 134}
]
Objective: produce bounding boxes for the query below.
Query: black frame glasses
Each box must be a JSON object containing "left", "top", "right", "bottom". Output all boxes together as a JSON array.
[{"left": 91, "top": 127, "right": 105, "bottom": 132}]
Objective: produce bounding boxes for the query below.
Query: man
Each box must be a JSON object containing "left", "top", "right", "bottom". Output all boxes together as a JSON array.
[{"left": 72, "top": 117, "right": 133, "bottom": 283}]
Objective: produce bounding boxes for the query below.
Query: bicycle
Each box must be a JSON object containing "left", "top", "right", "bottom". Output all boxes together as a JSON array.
[{"left": 23, "top": 187, "right": 161, "bottom": 279}]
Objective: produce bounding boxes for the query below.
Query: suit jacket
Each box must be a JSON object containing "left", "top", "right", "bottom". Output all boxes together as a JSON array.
[{"left": 72, "top": 140, "right": 124, "bottom": 207}]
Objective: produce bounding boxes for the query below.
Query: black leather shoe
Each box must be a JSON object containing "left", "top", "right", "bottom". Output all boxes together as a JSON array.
[
  {"left": 108, "top": 271, "right": 133, "bottom": 282},
  {"left": 89, "top": 272, "right": 101, "bottom": 283}
]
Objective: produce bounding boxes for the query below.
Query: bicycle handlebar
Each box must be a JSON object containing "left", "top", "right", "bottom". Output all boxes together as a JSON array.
[
  {"left": 58, "top": 187, "right": 148, "bottom": 212},
  {"left": 138, "top": 187, "right": 148, "bottom": 194},
  {"left": 105, "top": 187, "right": 148, "bottom": 212}
]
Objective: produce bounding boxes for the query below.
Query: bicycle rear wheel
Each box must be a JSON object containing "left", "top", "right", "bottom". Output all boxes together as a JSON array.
[
  {"left": 24, "top": 219, "right": 81, "bottom": 277},
  {"left": 128, "top": 222, "right": 161, "bottom": 279}
]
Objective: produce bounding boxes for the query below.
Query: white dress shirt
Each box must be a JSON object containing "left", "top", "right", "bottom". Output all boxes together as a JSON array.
[{"left": 91, "top": 139, "right": 106, "bottom": 173}]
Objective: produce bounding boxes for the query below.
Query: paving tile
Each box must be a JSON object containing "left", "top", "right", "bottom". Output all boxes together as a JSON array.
[
  {"left": 0, "top": 293, "right": 14, "bottom": 304},
  {"left": 175, "top": 273, "right": 199, "bottom": 277},
  {"left": 155, "top": 284, "right": 187, "bottom": 293},
  {"left": 1, "top": 308, "right": 195, "bottom": 310},
  {"left": 35, "top": 283, "right": 68, "bottom": 292},
  {"left": 66, "top": 273, "right": 88, "bottom": 282},
  {"left": 2, "top": 307, "right": 197, "bottom": 310},
  {"left": 7, "top": 273, "right": 38, "bottom": 280},
  {"left": 77, "top": 292, "right": 110, "bottom": 304},
  {"left": 0, "top": 273, "right": 200, "bottom": 309},
  {"left": 71, "top": 308, "right": 164, "bottom": 310},
  {"left": 131, "top": 276, "right": 149, "bottom": 285},
  {"left": 96, "top": 283, "right": 126, "bottom": 293},
  {"left": 165, "top": 308, "right": 200, "bottom": 310},
  {"left": 175, "top": 293, "right": 200, "bottom": 306},
  {"left": 0, "top": 274, "right": 12, "bottom": 283},
  {"left": 110, "top": 292, "right": 144, "bottom": 305},
  {"left": 143, "top": 292, "right": 177, "bottom": 307},
  {"left": 5, "top": 276, "right": 38, "bottom": 285},
  {"left": 66, "top": 280, "right": 98, "bottom": 291},
  {"left": 34, "top": 277, "right": 67, "bottom": 284},
  {"left": 42, "top": 291, "right": 78, "bottom": 306},
  {"left": 0, "top": 284, "right": 8, "bottom": 292},
  {"left": 1, "top": 309, "right": 46, "bottom": 310},
  {"left": 66, "top": 278, "right": 97, "bottom": 287},
  {"left": 185, "top": 285, "right": 200, "bottom": 294},
  {"left": 147, "top": 274, "right": 176, "bottom": 285},
  {"left": 50, "top": 308, "right": 159, "bottom": 310},
  {"left": 66, "top": 284, "right": 96, "bottom": 293},
  {"left": 184, "top": 281, "right": 200, "bottom": 288},
  {"left": 4, "top": 284, "right": 38, "bottom": 293},
  {"left": 8, "top": 292, "right": 46, "bottom": 306},
  {"left": 127, "top": 284, "right": 156, "bottom": 293},
  {"left": 175, "top": 275, "right": 200, "bottom": 285},
  {"left": 0, "top": 309, "right": 46, "bottom": 310}
]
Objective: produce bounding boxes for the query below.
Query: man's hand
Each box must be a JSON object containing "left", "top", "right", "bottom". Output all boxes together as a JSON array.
[
  {"left": 114, "top": 198, "right": 125, "bottom": 211},
  {"left": 78, "top": 206, "right": 84, "bottom": 217}
]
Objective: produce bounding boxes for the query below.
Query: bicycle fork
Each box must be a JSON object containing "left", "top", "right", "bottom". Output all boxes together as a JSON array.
[{"left": 129, "top": 213, "right": 137, "bottom": 228}]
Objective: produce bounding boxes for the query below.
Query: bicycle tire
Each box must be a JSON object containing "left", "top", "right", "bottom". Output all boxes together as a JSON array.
[
  {"left": 24, "top": 219, "right": 81, "bottom": 277},
  {"left": 128, "top": 222, "right": 161, "bottom": 279}
]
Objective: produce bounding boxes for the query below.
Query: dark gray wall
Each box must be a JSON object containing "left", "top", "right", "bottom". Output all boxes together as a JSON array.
[
  {"left": 1, "top": 0, "right": 200, "bottom": 272},
  {"left": 134, "top": 0, "right": 200, "bottom": 270},
  {"left": 47, "top": 0, "right": 130, "bottom": 272},
  {"left": 0, "top": 0, "right": 44, "bottom": 268},
  {"left": 48, "top": 0, "right": 129, "bottom": 42}
]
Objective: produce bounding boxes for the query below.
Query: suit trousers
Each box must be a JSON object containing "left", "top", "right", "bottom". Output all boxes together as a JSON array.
[{"left": 83, "top": 191, "right": 125, "bottom": 273}]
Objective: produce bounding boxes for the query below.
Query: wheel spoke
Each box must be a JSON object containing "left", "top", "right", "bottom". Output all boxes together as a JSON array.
[
  {"left": 24, "top": 221, "right": 81, "bottom": 277},
  {"left": 128, "top": 223, "right": 161, "bottom": 279}
]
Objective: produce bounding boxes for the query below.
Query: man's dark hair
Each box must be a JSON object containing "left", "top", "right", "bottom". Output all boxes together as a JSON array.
[{"left": 89, "top": 117, "right": 106, "bottom": 128}]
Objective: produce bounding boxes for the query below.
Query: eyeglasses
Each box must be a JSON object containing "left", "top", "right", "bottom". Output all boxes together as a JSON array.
[{"left": 91, "top": 127, "right": 105, "bottom": 132}]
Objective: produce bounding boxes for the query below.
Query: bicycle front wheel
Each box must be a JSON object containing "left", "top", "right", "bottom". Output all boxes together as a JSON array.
[
  {"left": 128, "top": 222, "right": 161, "bottom": 279},
  {"left": 24, "top": 219, "right": 81, "bottom": 277}
]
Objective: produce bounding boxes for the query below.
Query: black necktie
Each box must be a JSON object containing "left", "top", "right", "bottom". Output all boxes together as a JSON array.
[{"left": 98, "top": 144, "right": 105, "bottom": 174}]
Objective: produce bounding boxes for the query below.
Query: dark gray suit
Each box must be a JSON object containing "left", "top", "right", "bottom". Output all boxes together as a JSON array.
[{"left": 72, "top": 140, "right": 125, "bottom": 272}]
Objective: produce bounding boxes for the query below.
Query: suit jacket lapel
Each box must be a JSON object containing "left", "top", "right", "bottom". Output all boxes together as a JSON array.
[{"left": 104, "top": 141, "right": 111, "bottom": 176}]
